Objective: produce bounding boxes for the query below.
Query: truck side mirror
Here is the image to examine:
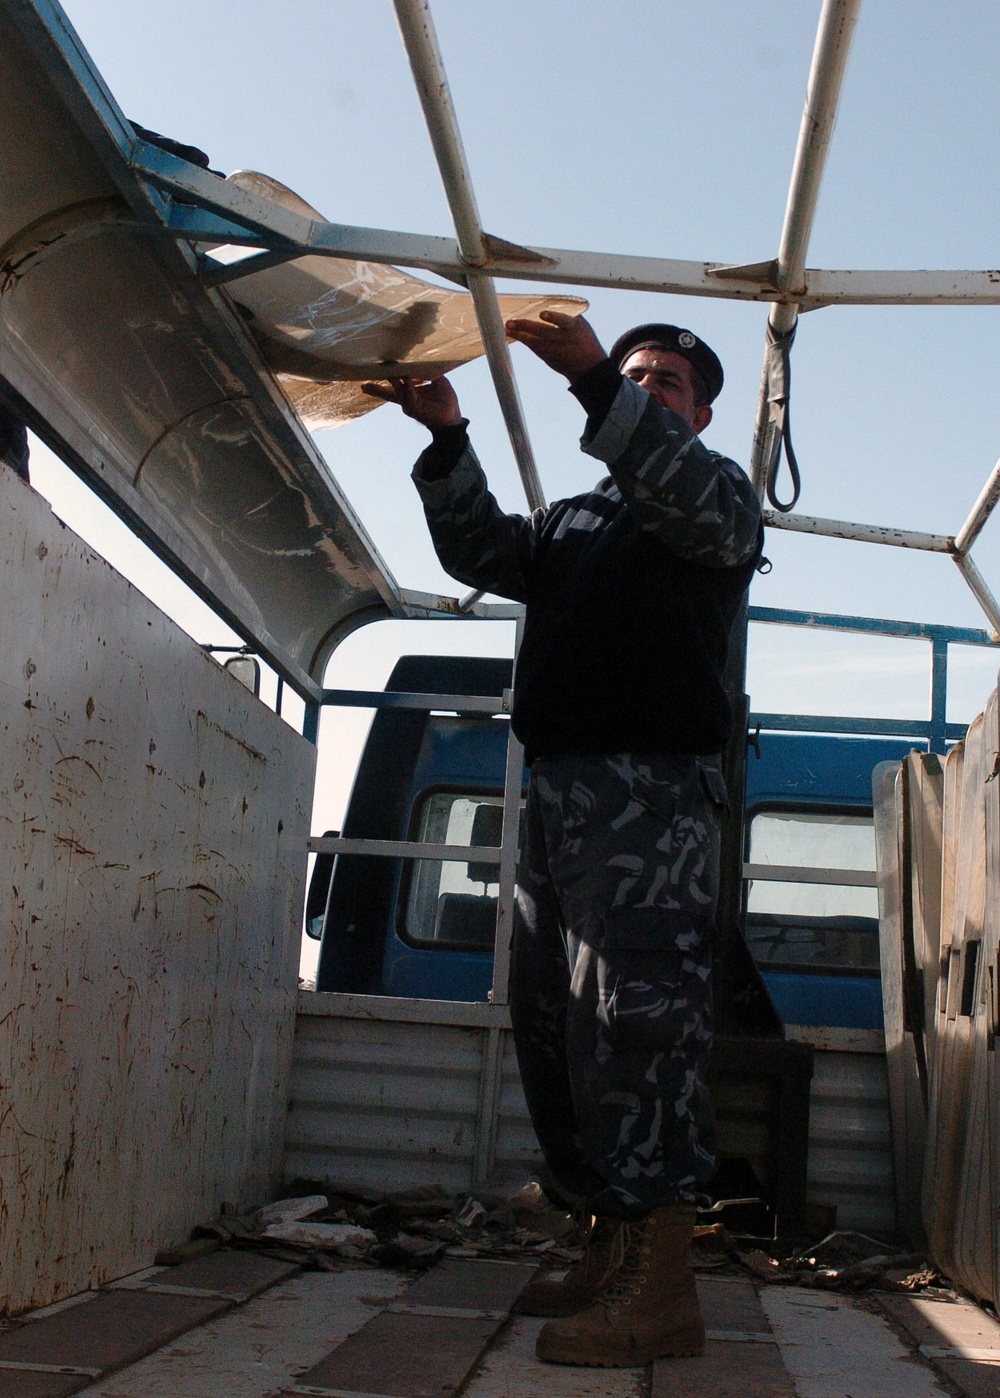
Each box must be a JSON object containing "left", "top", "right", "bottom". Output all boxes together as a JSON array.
[
  {"left": 224, "top": 654, "right": 261, "bottom": 696},
  {"left": 467, "top": 804, "right": 504, "bottom": 887}
]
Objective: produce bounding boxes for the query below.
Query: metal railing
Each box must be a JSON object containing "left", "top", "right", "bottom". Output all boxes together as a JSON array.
[
  {"left": 748, "top": 604, "right": 999, "bottom": 754},
  {"left": 307, "top": 620, "right": 526, "bottom": 1006}
]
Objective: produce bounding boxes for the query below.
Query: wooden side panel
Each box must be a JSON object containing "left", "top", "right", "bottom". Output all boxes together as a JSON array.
[
  {"left": 873, "top": 760, "right": 926, "bottom": 1244},
  {"left": 905, "top": 751, "right": 944, "bottom": 1074},
  {"left": 0, "top": 472, "right": 315, "bottom": 1314}
]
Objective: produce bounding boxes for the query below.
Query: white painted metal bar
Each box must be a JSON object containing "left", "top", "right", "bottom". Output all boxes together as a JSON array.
[
  {"left": 762, "top": 510, "right": 954, "bottom": 552},
  {"left": 319, "top": 687, "right": 508, "bottom": 714},
  {"left": 396, "top": 586, "right": 524, "bottom": 620},
  {"left": 953, "top": 456, "right": 1000, "bottom": 555},
  {"left": 492, "top": 632, "right": 526, "bottom": 1007},
  {"left": 771, "top": 0, "right": 864, "bottom": 328},
  {"left": 750, "top": 0, "right": 863, "bottom": 493},
  {"left": 309, "top": 836, "right": 500, "bottom": 863},
  {"left": 744, "top": 862, "right": 877, "bottom": 887},
  {"left": 953, "top": 553, "right": 1000, "bottom": 640},
  {"left": 392, "top": 0, "right": 545, "bottom": 511},
  {"left": 298, "top": 989, "right": 512, "bottom": 1028},
  {"left": 147, "top": 158, "right": 1000, "bottom": 306}
]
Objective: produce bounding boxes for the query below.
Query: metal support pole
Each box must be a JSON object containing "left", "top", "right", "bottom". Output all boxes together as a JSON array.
[
  {"left": 491, "top": 617, "right": 525, "bottom": 1006},
  {"left": 954, "top": 554, "right": 1000, "bottom": 641},
  {"left": 750, "top": 0, "right": 863, "bottom": 493},
  {"left": 953, "top": 456, "right": 1000, "bottom": 556},
  {"left": 929, "top": 638, "right": 949, "bottom": 754},
  {"left": 302, "top": 701, "right": 320, "bottom": 746},
  {"left": 393, "top": 0, "right": 545, "bottom": 511},
  {"left": 771, "top": 0, "right": 864, "bottom": 325},
  {"left": 762, "top": 510, "right": 953, "bottom": 552}
]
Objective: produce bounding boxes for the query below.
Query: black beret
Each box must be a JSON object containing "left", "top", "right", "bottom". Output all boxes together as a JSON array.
[{"left": 609, "top": 323, "right": 724, "bottom": 403}]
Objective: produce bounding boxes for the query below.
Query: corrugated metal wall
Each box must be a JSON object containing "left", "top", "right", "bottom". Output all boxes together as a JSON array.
[
  {"left": 795, "top": 1036, "right": 894, "bottom": 1236},
  {"left": 287, "top": 1003, "right": 492, "bottom": 1195},
  {"left": 0, "top": 472, "right": 315, "bottom": 1314},
  {"left": 288, "top": 996, "right": 896, "bottom": 1237}
]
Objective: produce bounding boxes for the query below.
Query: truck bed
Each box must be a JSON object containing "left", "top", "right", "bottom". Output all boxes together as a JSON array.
[{"left": 3, "top": 1248, "right": 993, "bottom": 1398}]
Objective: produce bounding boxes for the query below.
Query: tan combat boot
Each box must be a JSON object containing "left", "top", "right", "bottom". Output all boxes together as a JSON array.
[
  {"left": 534, "top": 1203, "right": 704, "bottom": 1366},
  {"left": 515, "top": 1215, "right": 622, "bottom": 1317}
]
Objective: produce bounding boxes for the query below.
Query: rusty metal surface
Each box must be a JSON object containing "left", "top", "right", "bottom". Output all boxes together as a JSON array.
[{"left": 0, "top": 472, "right": 315, "bottom": 1314}]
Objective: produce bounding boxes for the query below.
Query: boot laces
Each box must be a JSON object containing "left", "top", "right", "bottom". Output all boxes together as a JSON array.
[{"left": 598, "top": 1219, "right": 652, "bottom": 1313}]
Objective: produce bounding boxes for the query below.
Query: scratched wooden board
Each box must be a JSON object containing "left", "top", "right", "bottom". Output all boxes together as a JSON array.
[
  {"left": 988, "top": 678, "right": 1000, "bottom": 1310},
  {"left": 0, "top": 472, "right": 316, "bottom": 1314},
  {"left": 951, "top": 689, "right": 999, "bottom": 1303},
  {"left": 904, "top": 751, "right": 944, "bottom": 1075},
  {"left": 924, "top": 712, "right": 987, "bottom": 1286},
  {"left": 873, "top": 759, "right": 926, "bottom": 1246}
]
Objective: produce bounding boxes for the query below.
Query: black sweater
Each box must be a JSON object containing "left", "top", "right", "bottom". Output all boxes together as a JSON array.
[{"left": 411, "top": 363, "right": 762, "bottom": 762}]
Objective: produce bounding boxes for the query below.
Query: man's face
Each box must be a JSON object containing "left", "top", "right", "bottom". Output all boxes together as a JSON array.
[{"left": 620, "top": 348, "right": 713, "bottom": 434}]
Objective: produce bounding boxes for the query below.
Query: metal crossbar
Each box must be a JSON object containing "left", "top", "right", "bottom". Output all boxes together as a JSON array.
[
  {"left": 318, "top": 687, "right": 509, "bottom": 715},
  {"left": 392, "top": 0, "right": 544, "bottom": 512},
  {"left": 749, "top": 713, "right": 968, "bottom": 743},
  {"left": 743, "top": 863, "right": 877, "bottom": 888},
  {"left": 309, "top": 836, "right": 500, "bottom": 863},
  {"left": 141, "top": 152, "right": 1000, "bottom": 308}
]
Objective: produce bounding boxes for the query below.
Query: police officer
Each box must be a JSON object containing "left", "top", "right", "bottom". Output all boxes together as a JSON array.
[{"left": 364, "top": 312, "right": 761, "bottom": 1366}]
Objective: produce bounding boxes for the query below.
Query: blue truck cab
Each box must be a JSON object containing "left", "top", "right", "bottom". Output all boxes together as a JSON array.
[{"left": 310, "top": 653, "right": 913, "bottom": 1031}]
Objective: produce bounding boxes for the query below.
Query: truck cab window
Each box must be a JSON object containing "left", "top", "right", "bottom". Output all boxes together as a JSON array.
[
  {"left": 745, "top": 809, "right": 880, "bottom": 974},
  {"left": 403, "top": 792, "right": 506, "bottom": 950}
]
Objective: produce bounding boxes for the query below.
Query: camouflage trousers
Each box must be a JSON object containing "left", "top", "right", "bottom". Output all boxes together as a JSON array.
[{"left": 509, "top": 751, "right": 725, "bottom": 1219}]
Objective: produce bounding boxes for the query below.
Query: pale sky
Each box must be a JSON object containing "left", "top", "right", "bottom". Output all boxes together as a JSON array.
[{"left": 26, "top": 0, "right": 1000, "bottom": 853}]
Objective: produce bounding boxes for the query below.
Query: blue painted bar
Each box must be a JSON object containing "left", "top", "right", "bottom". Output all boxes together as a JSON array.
[
  {"left": 750, "top": 712, "right": 967, "bottom": 740},
  {"left": 302, "top": 702, "right": 320, "bottom": 746},
  {"left": 749, "top": 604, "right": 997, "bottom": 647},
  {"left": 159, "top": 200, "right": 277, "bottom": 246},
  {"left": 929, "top": 638, "right": 949, "bottom": 754}
]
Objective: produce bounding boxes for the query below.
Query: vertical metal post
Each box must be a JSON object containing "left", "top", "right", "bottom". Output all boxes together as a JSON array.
[
  {"left": 952, "top": 456, "right": 1000, "bottom": 557},
  {"left": 954, "top": 553, "right": 1000, "bottom": 640},
  {"left": 302, "top": 701, "right": 320, "bottom": 746},
  {"left": 929, "top": 638, "right": 949, "bottom": 754},
  {"left": 714, "top": 600, "right": 782, "bottom": 1037},
  {"left": 491, "top": 615, "right": 525, "bottom": 1006},
  {"left": 392, "top": 0, "right": 545, "bottom": 512},
  {"left": 749, "top": 0, "right": 863, "bottom": 495}
]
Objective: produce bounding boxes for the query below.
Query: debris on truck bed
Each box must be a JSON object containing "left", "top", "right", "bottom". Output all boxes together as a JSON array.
[
  {"left": 692, "top": 1223, "right": 950, "bottom": 1296},
  {"left": 181, "top": 1187, "right": 949, "bottom": 1301},
  {"left": 184, "top": 1181, "right": 587, "bottom": 1274}
]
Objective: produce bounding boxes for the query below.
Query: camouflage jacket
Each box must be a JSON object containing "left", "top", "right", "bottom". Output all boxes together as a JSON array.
[{"left": 411, "top": 374, "right": 763, "bottom": 759}]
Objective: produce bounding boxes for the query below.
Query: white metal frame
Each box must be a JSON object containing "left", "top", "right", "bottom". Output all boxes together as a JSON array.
[
  {"left": 131, "top": 0, "right": 1000, "bottom": 638},
  {"left": 126, "top": 0, "right": 1000, "bottom": 1000},
  {"left": 392, "top": 0, "right": 544, "bottom": 512},
  {"left": 276, "top": 0, "right": 1000, "bottom": 1002}
]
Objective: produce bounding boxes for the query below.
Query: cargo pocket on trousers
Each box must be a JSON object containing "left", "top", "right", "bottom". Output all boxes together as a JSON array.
[{"left": 597, "top": 907, "right": 712, "bottom": 1053}]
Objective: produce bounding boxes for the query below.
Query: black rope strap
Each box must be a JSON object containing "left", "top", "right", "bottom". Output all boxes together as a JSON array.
[{"left": 764, "top": 322, "right": 801, "bottom": 513}]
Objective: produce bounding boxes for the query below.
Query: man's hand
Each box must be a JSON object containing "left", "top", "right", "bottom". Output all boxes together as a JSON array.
[
  {"left": 505, "top": 311, "right": 606, "bottom": 382},
  {"left": 361, "top": 376, "right": 463, "bottom": 432}
]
